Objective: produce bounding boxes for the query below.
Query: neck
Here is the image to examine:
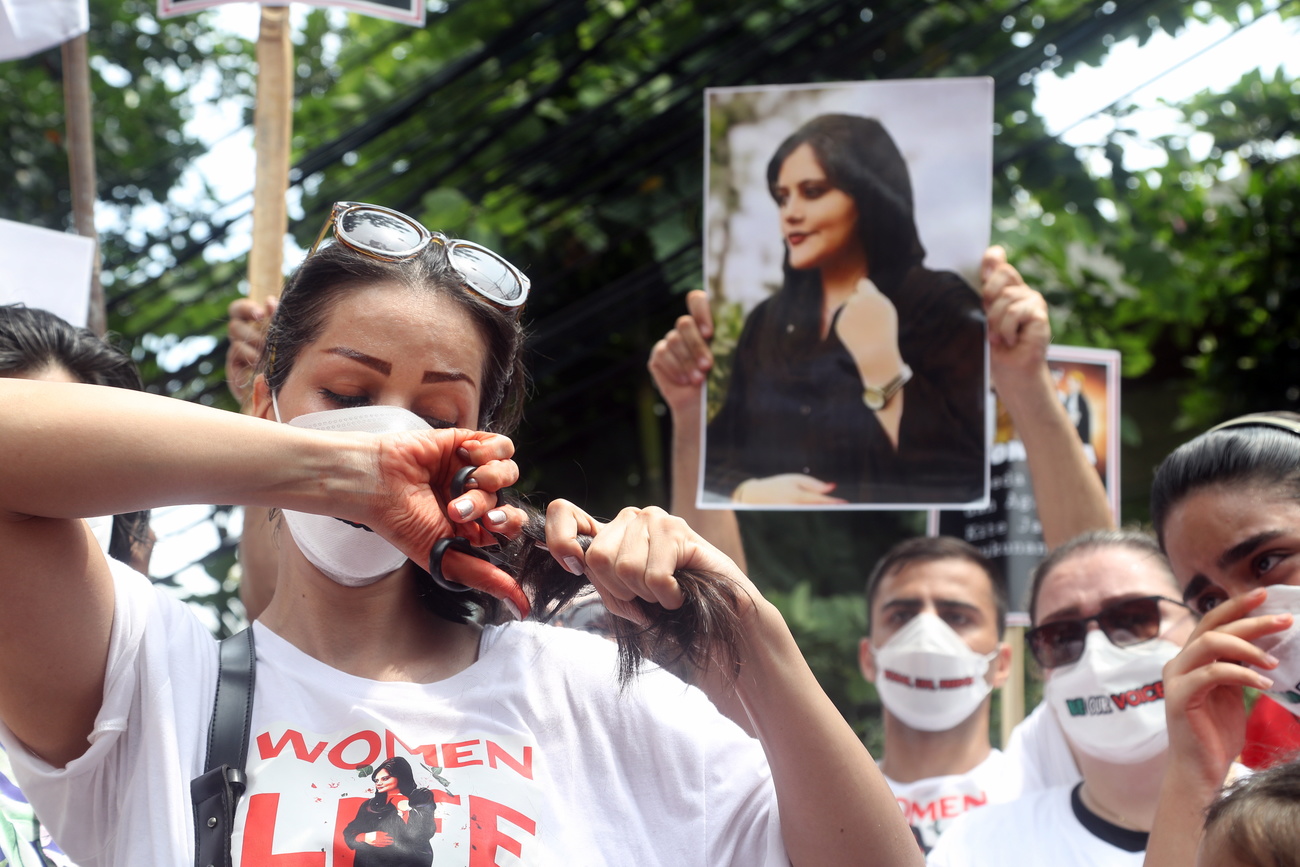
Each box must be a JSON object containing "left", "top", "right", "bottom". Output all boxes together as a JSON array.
[
  {"left": 818, "top": 254, "right": 869, "bottom": 309},
  {"left": 259, "top": 549, "right": 481, "bottom": 684},
  {"left": 878, "top": 703, "right": 993, "bottom": 783},
  {"left": 1074, "top": 748, "right": 1168, "bottom": 832}
]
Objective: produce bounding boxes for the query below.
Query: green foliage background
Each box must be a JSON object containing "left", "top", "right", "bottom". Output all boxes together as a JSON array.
[{"left": 2, "top": 0, "right": 1297, "bottom": 745}]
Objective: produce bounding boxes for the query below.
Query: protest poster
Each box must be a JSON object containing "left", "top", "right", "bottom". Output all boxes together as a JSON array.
[
  {"left": 158, "top": 0, "right": 424, "bottom": 26},
  {"left": 928, "top": 345, "right": 1122, "bottom": 624},
  {"left": 0, "top": 218, "right": 95, "bottom": 328},
  {"left": 700, "top": 78, "right": 993, "bottom": 510}
]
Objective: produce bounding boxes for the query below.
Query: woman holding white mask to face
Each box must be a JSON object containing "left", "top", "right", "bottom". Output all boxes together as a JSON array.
[
  {"left": 928, "top": 530, "right": 1205, "bottom": 867},
  {"left": 1142, "top": 413, "right": 1300, "bottom": 867},
  {"left": 0, "top": 203, "right": 921, "bottom": 867}
]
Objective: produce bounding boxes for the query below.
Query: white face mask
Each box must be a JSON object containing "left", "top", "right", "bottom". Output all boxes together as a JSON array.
[
  {"left": 274, "top": 396, "right": 431, "bottom": 587},
  {"left": 1248, "top": 584, "right": 1300, "bottom": 717},
  {"left": 872, "top": 613, "right": 999, "bottom": 732},
  {"left": 1044, "top": 629, "right": 1179, "bottom": 764}
]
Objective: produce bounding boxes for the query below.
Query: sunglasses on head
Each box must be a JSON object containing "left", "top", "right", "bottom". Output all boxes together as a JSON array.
[
  {"left": 307, "top": 202, "right": 530, "bottom": 311},
  {"left": 1025, "top": 595, "right": 1194, "bottom": 669}
]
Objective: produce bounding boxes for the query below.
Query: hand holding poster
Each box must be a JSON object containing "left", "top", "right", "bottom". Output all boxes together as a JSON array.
[
  {"left": 700, "top": 79, "right": 993, "bottom": 510},
  {"left": 929, "top": 345, "right": 1122, "bottom": 624}
]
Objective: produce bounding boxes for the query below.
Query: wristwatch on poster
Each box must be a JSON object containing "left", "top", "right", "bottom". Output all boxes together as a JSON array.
[{"left": 862, "top": 363, "right": 912, "bottom": 411}]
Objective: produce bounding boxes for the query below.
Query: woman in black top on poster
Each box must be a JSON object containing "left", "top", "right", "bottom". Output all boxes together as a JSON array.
[
  {"left": 345, "top": 757, "right": 438, "bottom": 866},
  {"left": 704, "top": 114, "right": 985, "bottom": 505}
]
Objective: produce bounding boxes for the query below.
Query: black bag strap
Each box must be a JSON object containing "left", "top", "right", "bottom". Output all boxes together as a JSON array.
[{"left": 191, "top": 627, "right": 256, "bottom": 867}]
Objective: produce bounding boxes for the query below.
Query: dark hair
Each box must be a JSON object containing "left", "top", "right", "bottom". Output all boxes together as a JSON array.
[
  {"left": 1202, "top": 758, "right": 1300, "bottom": 867},
  {"left": 372, "top": 756, "right": 419, "bottom": 798},
  {"left": 765, "top": 114, "right": 925, "bottom": 311},
  {"left": 262, "top": 239, "right": 527, "bottom": 434},
  {"left": 0, "top": 304, "right": 151, "bottom": 565},
  {"left": 864, "top": 536, "right": 1007, "bottom": 638},
  {"left": 1151, "top": 412, "right": 1300, "bottom": 550},
  {"left": 1027, "top": 529, "right": 1175, "bottom": 625}
]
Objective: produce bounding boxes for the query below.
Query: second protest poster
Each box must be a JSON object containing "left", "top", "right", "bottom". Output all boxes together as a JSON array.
[
  {"left": 928, "top": 345, "right": 1122, "bottom": 625},
  {"left": 700, "top": 78, "right": 993, "bottom": 510}
]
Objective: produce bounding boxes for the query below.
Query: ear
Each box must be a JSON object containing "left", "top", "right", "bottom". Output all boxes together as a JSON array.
[
  {"left": 989, "top": 641, "right": 1014, "bottom": 689},
  {"left": 251, "top": 374, "right": 275, "bottom": 421},
  {"left": 859, "top": 636, "right": 877, "bottom": 684}
]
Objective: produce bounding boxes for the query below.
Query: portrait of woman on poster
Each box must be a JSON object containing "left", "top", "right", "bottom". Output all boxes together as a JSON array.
[
  {"left": 344, "top": 757, "right": 437, "bottom": 867},
  {"left": 704, "top": 113, "right": 986, "bottom": 506}
]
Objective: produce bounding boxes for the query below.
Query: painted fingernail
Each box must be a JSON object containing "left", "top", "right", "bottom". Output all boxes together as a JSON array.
[
  {"left": 563, "top": 555, "right": 584, "bottom": 576},
  {"left": 456, "top": 447, "right": 471, "bottom": 462},
  {"left": 454, "top": 499, "right": 474, "bottom": 519},
  {"left": 486, "top": 509, "right": 506, "bottom": 524}
]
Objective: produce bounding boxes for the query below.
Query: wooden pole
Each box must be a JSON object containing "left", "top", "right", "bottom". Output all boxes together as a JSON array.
[
  {"left": 60, "top": 32, "right": 103, "bottom": 335},
  {"left": 1000, "top": 625, "right": 1026, "bottom": 746},
  {"left": 248, "top": 5, "right": 294, "bottom": 304}
]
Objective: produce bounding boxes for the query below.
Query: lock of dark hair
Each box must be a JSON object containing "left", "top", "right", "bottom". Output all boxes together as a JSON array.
[{"left": 413, "top": 502, "right": 749, "bottom": 686}]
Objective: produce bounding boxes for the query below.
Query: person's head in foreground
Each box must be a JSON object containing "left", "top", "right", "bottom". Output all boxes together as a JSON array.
[
  {"left": 860, "top": 536, "right": 1011, "bottom": 742},
  {"left": 0, "top": 303, "right": 152, "bottom": 571},
  {"left": 1197, "top": 755, "right": 1300, "bottom": 867},
  {"left": 1151, "top": 412, "right": 1300, "bottom": 714},
  {"left": 252, "top": 202, "right": 532, "bottom": 622},
  {"left": 767, "top": 113, "right": 924, "bottom": 289},
  {"left": 1026, "top": 530, "right": 1196, "bottom": 771}
]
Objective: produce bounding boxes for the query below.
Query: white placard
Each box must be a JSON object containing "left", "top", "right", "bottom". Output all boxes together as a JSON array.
[
  {"left": 0, "top": 0, "right": 89, "bottom": 62},
  {"left": 158, "top": 0, "right": 424, "bottom": 26},
  {"left": 0, "top": 218, "right": 95, "bottom": 327}
]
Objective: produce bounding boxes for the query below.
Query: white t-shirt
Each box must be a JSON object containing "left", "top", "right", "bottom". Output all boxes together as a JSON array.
[
  {"left": 883, "top": 748, "right": 1023, "bottom": 853},
  {"left": 0, "top": 559, "right": 787, "bottom": 867},
  {"left": 925, "top": 783, "right": 1147, "bottom": 867},
  {"left": 1004, "top": 701, "right": 1082, "bottom": 791}
]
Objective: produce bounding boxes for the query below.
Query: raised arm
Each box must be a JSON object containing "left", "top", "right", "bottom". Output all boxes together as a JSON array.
[
  {"left": 981, "top": 246, "right": 1114, "bottom": 547},
  {"left": 0, "top": 379, "right": 518, "bottom": 767},
  {"left": 544, "top": 503, "right": 923, "bottom": 867},
  {"left": 226, "top": 295, "right": 280, "bottom": 618},
  {"left": 1144, "top": 590, "right": 1287, "bottom": 867},
  {"left": 647, "top": 291, "right": 746, "bottom": 570}
]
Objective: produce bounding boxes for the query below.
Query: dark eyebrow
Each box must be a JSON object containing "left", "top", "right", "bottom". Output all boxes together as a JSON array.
[
  {"left": 423, "top": 370, "right": 475, "bottom": 387},
  {"left": 328, "top": 347, "right": 390, "bottom": 376},
  {"left": 328, "top": 347, "right": 475, "bottom": 388},
  {"left": 1182, "top": 574, "right": 1210, "bottom": 606},
  {"left": 1217, "top": 530, "right": 1286, "bottom": 571}
]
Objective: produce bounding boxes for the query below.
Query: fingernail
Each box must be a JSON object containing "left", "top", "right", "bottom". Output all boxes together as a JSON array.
[
  {"left": 1263, "top": 653, "right": 1281, "bottom": 668},
  {"left": 486, "top": 509, "right": 506, "bottom": 524},
  {"left": 456, "top": 447, "right": 471, "bottom": 462},
  {"left": 454, "top": 499, "right": 474, "bottom": 519},
  {"left": 1257, "top": 674, "right": 1275, "bottom": 689},
  {"left": 563, "top": 555, "right": 584, "bottom": 576},
  {"left": 503, "top": 597, "right": 522, "bottom": 621},
  {"left": 1278, "top": 614, "right": 1294, "bottom": 626},
  {"left": 463, "top": 477, "right": 480, "bottom": 490}
]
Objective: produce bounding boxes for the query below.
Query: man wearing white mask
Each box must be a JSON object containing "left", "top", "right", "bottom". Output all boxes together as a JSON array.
[
  {"left": 859, "top": 537, "right": 1015, "bottom": 852},
  {"left": 927, "top": 530, "right": 1212, "bottom": 866}
]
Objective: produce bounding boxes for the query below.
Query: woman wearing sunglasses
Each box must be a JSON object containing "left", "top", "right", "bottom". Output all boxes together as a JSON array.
[
  {"left": 0, "top": 204, "right": 919, "bottom": 867},
  {"left": 928, "top": 530, "right": 1203, "bottom": 866},
  {"left": 1138, "top": 413, "right": 1300, "bottom": 867}
]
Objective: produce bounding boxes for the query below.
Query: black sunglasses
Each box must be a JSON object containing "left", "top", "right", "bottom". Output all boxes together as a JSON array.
[
  {"left": 1026, "top": 595, "right": 1194, "bottom": 669},
  {"left": 308, "top": 202, "right": 530, "bottom": 311}
]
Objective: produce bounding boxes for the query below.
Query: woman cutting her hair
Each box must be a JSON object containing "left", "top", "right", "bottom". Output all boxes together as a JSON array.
[{"left": 0, "top": 203, "right": 919, "bottom": 866}]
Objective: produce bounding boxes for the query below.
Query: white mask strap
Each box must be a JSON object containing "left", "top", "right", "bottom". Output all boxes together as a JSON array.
[{"left": 272, "top": 389, "right": 283, "bottom": 423}]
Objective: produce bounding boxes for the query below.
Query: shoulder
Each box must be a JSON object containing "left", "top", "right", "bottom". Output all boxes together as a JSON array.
[{"left": 927, "top": 786, "right": 1069, "bottom": 865}]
